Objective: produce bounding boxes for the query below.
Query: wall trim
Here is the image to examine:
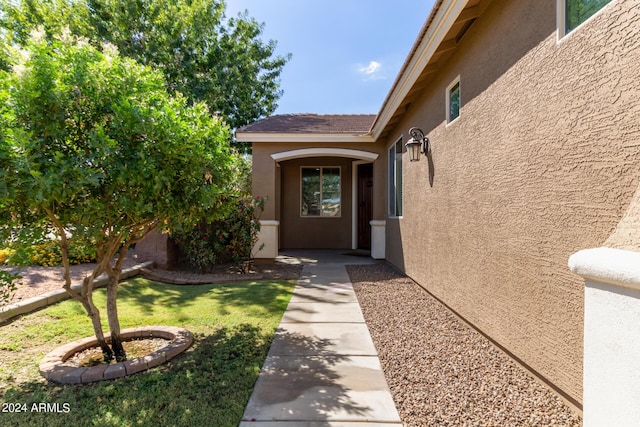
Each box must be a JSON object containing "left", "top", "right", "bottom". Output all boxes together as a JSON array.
[
  {"left": 271, "top": 148, "right": 379, "bottom": 162},
  {"left": 568, "top": 247, "right": 640, "bottom": 290},
  {"left": 237, "top": 132, "right": 375, "bottom": 143}
]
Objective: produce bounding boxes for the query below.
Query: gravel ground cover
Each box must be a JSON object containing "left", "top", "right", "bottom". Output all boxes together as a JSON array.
[{"left": 347, "top": 263, "right": 582, "bottom": 427}]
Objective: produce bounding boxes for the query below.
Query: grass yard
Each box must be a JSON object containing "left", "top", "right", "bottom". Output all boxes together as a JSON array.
[{"left": 0, "top": 277, "right": 295, "bottom": 427}]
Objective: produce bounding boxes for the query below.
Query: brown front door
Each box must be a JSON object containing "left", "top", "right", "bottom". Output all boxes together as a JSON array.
[{"left": 357, "top": 163, "right": 373, "bottom": 249}]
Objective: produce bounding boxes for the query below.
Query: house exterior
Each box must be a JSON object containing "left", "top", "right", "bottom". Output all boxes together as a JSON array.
[{"left": 236, "top": 0, "right": 640, "bottom": 414}]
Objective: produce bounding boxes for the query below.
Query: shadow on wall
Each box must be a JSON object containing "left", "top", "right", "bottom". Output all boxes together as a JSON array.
[{"left": 428, "top": 150, "right": 436, "bottom": 187}]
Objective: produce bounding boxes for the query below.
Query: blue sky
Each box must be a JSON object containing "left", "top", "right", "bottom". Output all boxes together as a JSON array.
[{"left": 225, "top": 1, "right": 436, "bottom": 115}]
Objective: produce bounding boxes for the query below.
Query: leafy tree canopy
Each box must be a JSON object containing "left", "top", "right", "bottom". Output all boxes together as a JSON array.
[
  {"left": 1, "top": 0, "right": 290, "bottom": 129},
  {"left": 0, "top": 31, "right": 236, "bottom": 360}
]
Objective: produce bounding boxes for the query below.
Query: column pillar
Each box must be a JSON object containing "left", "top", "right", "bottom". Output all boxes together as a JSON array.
[
  {"left": 568, "top": 247, "right": 640, "bottom": 427},
  {"left": 370, "top": 220, "right": 386, "bottom": 259},
  {"left": 253, "top": 220, "right": 279, "bottom": 262}
]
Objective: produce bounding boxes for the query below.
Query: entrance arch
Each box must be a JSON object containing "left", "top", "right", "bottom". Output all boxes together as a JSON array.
[
  {"left": 271, "top": 148, "right": 379, "bottom": 251},
  {"left": 271, "top": 148, "right": 378, "bottom": 163}
]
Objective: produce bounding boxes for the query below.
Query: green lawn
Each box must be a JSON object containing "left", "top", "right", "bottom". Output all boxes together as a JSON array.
[{"left": 0, "top": 277, "right": 295, "bottom": 427}]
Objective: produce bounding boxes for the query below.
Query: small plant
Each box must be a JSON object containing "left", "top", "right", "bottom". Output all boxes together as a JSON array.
[
  {"left": 0, "top": 248, "right": 16, "bottom": 264},
  {"left": 6, "top": 240, "right": 96, "bottom": 267},
  {"left": 175, "top": 197, "right": 265, "bottom": 272},
  {"left": 0, "top": 270, "right": 21, "bottom": 307}
]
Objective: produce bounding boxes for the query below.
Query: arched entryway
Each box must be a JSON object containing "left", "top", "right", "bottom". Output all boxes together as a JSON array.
[{"left": 270, "top": 148, "right": 379, "bottom": 252}]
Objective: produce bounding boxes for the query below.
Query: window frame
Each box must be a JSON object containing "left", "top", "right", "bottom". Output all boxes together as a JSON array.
[
  {"left": 300, "top": 166, "right": 342, "bottom": 218},
  {"left": 446, "top": 76, "right": 461, "bottom": 124},
  {"left": 557, "top": 0, "right": 614, "bottom": 39},
  {"left": 388, "top": 137, "right": 403, "bottom": 218}
]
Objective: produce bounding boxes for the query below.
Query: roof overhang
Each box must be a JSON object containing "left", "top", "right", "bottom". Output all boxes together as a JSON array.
[
  {"left": 235, "top": 132, "right": 375, "bottom": 143},
  {"left": 371, "top": 0, "right": 473, "bottom": 140},
  {"left": 236, "top": 0, "right": 483, "bottom": 144}
]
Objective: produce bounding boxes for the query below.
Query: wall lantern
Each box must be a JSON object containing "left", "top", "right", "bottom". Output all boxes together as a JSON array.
[{"left": 405, "top": 127, "right": 430, "bottom": 162}]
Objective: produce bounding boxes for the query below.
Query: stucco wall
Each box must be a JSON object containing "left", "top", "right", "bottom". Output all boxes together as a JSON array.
[
  {"left": 384, "top": 0, "right": 640, "bottom": 407},
  {"left": 251, "top": 142, "right": 388, "bottom": 249},
  {"left": 279, "top": 157, "right": 352, "bottom": 249}
]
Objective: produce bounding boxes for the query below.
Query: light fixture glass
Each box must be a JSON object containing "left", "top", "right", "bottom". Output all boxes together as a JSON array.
[{"left": 405, "top": 127, "right": 429, "bottom": 162}]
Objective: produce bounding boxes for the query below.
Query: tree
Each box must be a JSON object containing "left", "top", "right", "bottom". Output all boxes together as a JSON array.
[
  {"left": 0, "top": 31, "right": 236, "bottom": 361},
  {"left": 0, "top": 0, "right": 290, "bottom": 130}
]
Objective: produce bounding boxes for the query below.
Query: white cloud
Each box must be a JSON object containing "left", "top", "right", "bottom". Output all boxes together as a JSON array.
[{"left": 357, "top": 61, "right": 385, "bottom": 80}]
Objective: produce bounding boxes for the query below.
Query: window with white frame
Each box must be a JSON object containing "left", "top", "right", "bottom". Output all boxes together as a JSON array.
[
  {"left": 447, "top": 77, "right": 461, "bottom": 123},
  {"left": 388, "top": 138, "right": 403, "bottom": 217},
  {"left": 559, "top": 0, "right": 613, "bottom": 35},
  {"left": 301, "top": 167, "right": 341, "bottom": 217}
]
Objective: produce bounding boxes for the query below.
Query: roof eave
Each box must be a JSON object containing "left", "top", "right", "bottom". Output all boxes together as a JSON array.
[
  {"left": 370, "top": 0, "right": 468, "bottom": 140},
  {"left": 235, "top": 131, "right": 376, "bottom": 144}
]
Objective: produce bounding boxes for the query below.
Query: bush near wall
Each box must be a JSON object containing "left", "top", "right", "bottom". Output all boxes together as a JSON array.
[
  {"left": 0, "top": 270, "right": 21, "bottom": 306},
  {"left": 174, "top": 197, "right": 265, "bottom": 272}
]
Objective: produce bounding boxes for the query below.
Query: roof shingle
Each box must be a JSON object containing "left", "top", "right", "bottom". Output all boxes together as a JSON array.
[{"left": 237, "top": 114, "right": 376, "bottom": 134}]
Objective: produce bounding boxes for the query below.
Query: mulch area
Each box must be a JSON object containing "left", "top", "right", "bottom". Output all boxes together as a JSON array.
[{"left": 140, "top": 262, "right": 302, "bottom": 284}]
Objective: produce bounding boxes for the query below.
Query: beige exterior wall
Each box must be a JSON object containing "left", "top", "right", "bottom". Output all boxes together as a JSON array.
[
  {"left": 383, "top": 0, "right": 640, "bottom": 407},
  {"left": 252, "top": 142, "right": 388, "bottom": 249},
  {"left": 280, "top": 157, "right": 352, "bottom": 249}
]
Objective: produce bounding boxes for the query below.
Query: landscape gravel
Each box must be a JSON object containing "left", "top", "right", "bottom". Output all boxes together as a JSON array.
[{"left": 347, "top": 263, "right": 582, "bottom": 427}]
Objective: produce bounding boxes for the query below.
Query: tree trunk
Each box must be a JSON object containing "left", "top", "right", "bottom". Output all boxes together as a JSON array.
[
  {"left": 47, "top": 210, "right": 114, "bottom": 361},
  {"left": 106, "top": 276, "right": 126, "bottom": 362},
  {"left": 106, "top": 243, "right": 128, "bottom": 362},
  {"left": 85, "top": 290, "right": 114, "bottom": 361}
]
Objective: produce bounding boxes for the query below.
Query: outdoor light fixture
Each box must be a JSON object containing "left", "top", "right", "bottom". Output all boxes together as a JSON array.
[{"left": 406, "top": 127, "right": 430, "bottom": 162}]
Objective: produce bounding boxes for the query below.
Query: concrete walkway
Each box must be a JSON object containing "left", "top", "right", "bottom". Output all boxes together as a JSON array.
[{"left": 240, "top": 250, "right": 403, "bottom": 427}]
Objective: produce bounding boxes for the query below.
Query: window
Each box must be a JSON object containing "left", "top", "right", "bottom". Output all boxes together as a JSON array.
[
  {"left": 301, "top": 167, "right": 341, "bottom": 217},
  {"left": 389, "top": 138, "right": 403, "bottom": 217},
  {"left": 559, "top": 0, "right": 613, "bottom": 35},
  {"left": 447, "top": 77, "right": 460, "bottom": 123}
]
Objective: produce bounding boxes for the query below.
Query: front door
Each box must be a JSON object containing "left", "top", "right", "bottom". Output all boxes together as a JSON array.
[{"left": 357, "top": 163, "right": 373, "bottom": 249}]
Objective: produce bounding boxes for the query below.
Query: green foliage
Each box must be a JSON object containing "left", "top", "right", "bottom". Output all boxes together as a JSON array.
[
  {"left": 0, "top": 0, "right": 290, "bottom": 129},
  {"left": 0, "top": 270, "right": 21, "bottom": 306},
  {"left": 6, "top": 239, "right": 96, "bottom": 267},
  {"left": 0, "top": 31, "right": 237, "bottom": 357},
  {"left": 232, "top": 153, "right": 254, "bottom": 198},
  {"left": 566, "top": 0, "right": 612, "bottom": 32},
  {"left": 174, "top": 197, "right": 265, "bottom": 272},
  {"left": 1, "top": 31, "right": 235, "bottom": 242}
]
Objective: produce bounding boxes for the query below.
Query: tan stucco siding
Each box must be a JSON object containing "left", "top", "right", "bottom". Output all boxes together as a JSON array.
[
  {"left": 384, "top": 0, "right": 640, "bottom": 407},
  {"left": 251, "top": 142, "right": 388, "bottom": 249},
  {"left": 280, "top": 157, "right": 353, "bottom": 249}
]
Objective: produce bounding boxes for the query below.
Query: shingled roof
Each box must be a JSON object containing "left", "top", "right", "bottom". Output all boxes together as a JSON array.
[{"left": 237, "top": 114, "right": 376, "bottom": 134}]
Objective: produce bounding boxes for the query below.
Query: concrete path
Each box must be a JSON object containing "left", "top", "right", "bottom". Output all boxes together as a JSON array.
[{"left": 240, "top": 250, "right": 402, "bottom": 427}]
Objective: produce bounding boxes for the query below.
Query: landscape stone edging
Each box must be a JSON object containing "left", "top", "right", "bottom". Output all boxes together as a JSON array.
[
  {"left": 39, "top": 326, "right": 193, "bottom": 384},
  {"left": 0, "top": 261, "right": 154, "bottom": 324},
  {"left": 140, "top": 267, "right": 264, "bottom": 284}
]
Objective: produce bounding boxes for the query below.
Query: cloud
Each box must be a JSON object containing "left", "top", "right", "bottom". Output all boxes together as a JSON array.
[{"left": 357, "top": 61, "right": 385, "bottom": 81}]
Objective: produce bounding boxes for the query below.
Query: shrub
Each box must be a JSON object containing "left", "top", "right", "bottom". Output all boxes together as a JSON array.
[
  {"left": 4, "top": 240, "right": 96, "bottom": 267},
  {"left": 175, "top": 197, "right": 265, "bottom": 272},
  {"left": 0, "top": 270, "right": 21, "bottom": 306},
  {"left": 0, "top": 248, "right": 15, "bottom": 264}
]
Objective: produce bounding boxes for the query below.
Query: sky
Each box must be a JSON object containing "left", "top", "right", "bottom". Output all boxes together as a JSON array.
[{"left": 225, "top": 1, "right": 436, "bottom": 115}]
